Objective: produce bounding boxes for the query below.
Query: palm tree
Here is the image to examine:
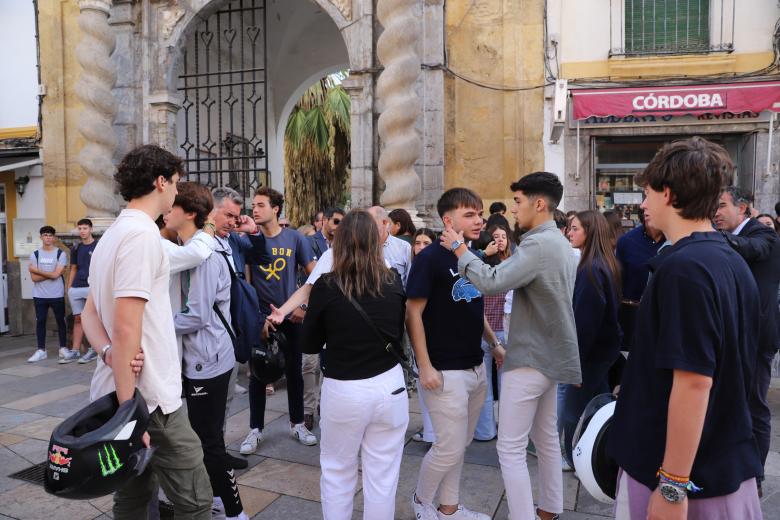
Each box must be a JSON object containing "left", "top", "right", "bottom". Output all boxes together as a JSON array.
[{"left": 284, "top": 73, "right": 350, "bottom": 226}]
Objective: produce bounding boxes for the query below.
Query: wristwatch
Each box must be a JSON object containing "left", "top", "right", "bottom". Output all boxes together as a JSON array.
[
  {"left": 450, "top": 239, "right": 463, "bottom": 252},
  {"left": 488, "top": 341, "right": 502, "bottom": 350},
  {"left": 99, "top": 344, "right": 112, "bottom": 363},
  {"left": 659, "top": 483, "right": 687, "bottom": 504},
  {"left": 299, "top": 303, "right": 308, "bottom": 311}
]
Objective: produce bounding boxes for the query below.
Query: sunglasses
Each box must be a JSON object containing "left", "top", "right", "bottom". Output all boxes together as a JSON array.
[{"left": 332, "top": 218, "right": 341, "bottom": 225}]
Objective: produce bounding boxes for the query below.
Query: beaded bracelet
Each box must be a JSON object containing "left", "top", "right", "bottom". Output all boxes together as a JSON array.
[{"left": 657, "top": 468, "right": 703, "bottom": 493}]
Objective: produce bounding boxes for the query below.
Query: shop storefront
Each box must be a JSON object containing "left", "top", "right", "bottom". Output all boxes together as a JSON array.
[{"left": 565, "top": 81, "right": 780, "bottom": 222}]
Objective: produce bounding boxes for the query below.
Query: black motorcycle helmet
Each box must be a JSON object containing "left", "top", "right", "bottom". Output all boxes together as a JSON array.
[
  {"left": 250, "top": 329, "right": 287, "bottom": 384},
  {"left": 45, "top": 388, "right": 156, "bottom": 499}
]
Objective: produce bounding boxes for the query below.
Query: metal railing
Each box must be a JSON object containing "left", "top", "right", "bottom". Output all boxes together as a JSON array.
[{"left": 609, "top": 0, "right": 735, "bottom": 56}]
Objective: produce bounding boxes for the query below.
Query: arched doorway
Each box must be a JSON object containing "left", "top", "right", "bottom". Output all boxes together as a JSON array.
[{"left": 169, "top": 0, "right": 351, "bottom": 204}]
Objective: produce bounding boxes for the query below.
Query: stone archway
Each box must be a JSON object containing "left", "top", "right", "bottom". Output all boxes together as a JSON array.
[{"left": 139, "top": 0, "right": 372, "bottom": 204}]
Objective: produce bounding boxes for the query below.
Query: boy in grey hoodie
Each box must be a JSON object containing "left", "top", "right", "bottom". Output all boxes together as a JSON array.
[{"left": 165, "top": 182, "right": 249, "bottom": 520}]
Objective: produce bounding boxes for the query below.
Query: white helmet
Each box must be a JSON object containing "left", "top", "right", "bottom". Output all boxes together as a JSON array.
[{"left": 572, "top": 393, "right": 619, "bottom": 504}]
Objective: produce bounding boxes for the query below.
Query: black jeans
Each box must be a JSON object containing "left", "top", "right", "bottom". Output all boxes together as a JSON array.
[
  {"left": 184, "top": 369, "right": 243, "bottom": 517},
  {"left": 249, "top": 320, "right": 304, "bottom": 429},
  {"left": 558, "top": 360, "right": 613, "bottom": 465},
  {"left": 749, "top": 347, "right": 777, "bottom": 481},
  {"left": 33, "top": 297, "right": 66, "bottom": 350}
]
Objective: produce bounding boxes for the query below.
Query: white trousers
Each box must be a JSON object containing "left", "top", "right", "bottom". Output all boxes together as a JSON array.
[
  {"left": 416, "top": 383, "right": 437, "bottom": 442},
  {"left": 416, "top": 364, "right": 487, "bottom": 506},
  {"left": 319, "top": 364, "right": 409, "bottom": 520},
  {"left": 498, "top": 367, "right": 563, "bottom": 520}
]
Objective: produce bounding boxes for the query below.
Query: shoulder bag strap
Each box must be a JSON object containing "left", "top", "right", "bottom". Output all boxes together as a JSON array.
[
  {"left": 338, "top": 287, "right": 418, "bottom": 378},
  {"left": 213, "top": 302, "right": 236, "bottom": 341}
]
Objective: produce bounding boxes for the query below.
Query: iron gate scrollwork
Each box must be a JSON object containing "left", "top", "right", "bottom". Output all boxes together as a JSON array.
[{"left": 178, "top": 0, "right": 268, "bottom": 204}]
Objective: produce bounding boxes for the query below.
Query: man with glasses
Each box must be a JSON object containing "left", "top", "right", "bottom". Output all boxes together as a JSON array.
[
  {"left": 309, "top": 207, "right": 344, "bottom": 260},
  {"left": 28, "top": 226, "right": 78, "bottom": 363}
]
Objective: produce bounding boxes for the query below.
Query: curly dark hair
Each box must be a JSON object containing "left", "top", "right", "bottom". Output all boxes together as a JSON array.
[
  {"left": 115, "top": 145, "right": 183, "bottom": 202},
  {"left": 635, "top": 137, "right": 733, "bottom": 220},
  {"left": 174, "top": 182, "right": 213, "bottom": 228},
  {"left": 254, "top": 186, "right": 284, "bottom": 217}
]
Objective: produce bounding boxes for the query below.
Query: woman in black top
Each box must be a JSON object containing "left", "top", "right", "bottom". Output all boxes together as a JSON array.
[
  {"left": 561, "top": 210, "right": 622, "bottom": 465},
  {"left": 301, "top": 209, "right": 408, "bottom": 520}
]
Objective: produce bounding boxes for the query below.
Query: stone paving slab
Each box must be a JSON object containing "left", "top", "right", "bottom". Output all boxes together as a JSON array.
[
  {"left": 3, "top": 384, "right": 89, "bottom": 411},
  {"left": 3, "top": 437, "right": 49, "bottom": 465},
  {"left": 0, "top": 445, "right": 30, "bottom": 495},
  {"left": 6, "top": 416, "right": 63, "bottom": 441},
  {"left": 239, "top": 458, "right": 325, "bottom": 502},
  {"left": 0, "top": 482, "right": 104, "bottom": 520},
  {"left": 252, "top": 494, "right": 321, "bottom": 519},
  {"left": 0, "top": 433, "right": 25, "bottom": 447},
  {"left": 0, "top": 408, "right": 45, "bottom": 432},
  {"left": 0, "top": 365, "right": 58, "bottom": 378}
]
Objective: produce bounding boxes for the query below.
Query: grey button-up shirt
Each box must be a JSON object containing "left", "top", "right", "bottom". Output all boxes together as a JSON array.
[{"left": 458, "top": 220, "right": 582, "bottom": 384}]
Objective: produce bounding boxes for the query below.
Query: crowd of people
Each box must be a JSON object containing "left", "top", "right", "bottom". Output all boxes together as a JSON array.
[{"left": 28, "top": 137, "right": 780, "bottom": 520}]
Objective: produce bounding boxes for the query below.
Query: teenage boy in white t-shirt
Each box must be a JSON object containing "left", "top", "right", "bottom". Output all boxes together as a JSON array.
[{"left": 80, "top": 144, "right": 212, "bottom": 519}]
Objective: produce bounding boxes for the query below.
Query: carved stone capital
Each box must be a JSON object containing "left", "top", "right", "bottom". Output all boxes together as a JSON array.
[
  {"left": 77, "top": 0, "right": 112, "bottom": 15},
  {"left": 329, "top": 0, "right": 352, "bottom": 21}
]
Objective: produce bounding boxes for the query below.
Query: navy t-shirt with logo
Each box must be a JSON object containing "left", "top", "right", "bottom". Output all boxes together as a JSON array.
[
  {"left": 71, "top": 241, "right": 97, "bottom": 288},
  {"left": 249, "top": 228, "right": 316, "bottom": 316},
  {"left": 608, "top": 232, "right": 763, "bottom": 498},
  {"left": 406, "top": 242, "right": 484, "bottom": 371}
]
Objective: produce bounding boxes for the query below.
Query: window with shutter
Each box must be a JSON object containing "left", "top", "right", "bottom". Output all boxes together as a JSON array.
[{"left": 625, "top": 0, "right": 710, "bottom": 55}]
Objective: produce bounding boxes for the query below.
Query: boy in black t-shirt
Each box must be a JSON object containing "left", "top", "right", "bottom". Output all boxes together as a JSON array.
[
  {"left": 608, "top": 137, "right": 763, "bottom": 519},
  {"left": 407, "top": 188, "right": 499, "bottom": 520}
]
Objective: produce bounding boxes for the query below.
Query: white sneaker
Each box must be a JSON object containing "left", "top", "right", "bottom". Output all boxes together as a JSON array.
[
  {"left": 290, "top": 423, "right": 318, "bottom": 446},
  {"left": 437, "top": 505, "right": 491, "bottom": 520},
  {"left": 412, "top": 494, "right": 439, "bottom": 520},
  {"left": 78, "top": 348, "right": 98, "bottom": 364},
  {"left": 58, "top": 348, "right": 79, "bottom": 364},
  {"left": 212, "top": 496, "right": 226, "bottom": 520},
  {"left": 28, "top": 350, "right": 47, "bottom": 363},
  {"left": 226, "top": 512, "right": 249, "bottom": 520},
  {"left": 234, "top": 383, "right": 247, "bottom": 395},
  {"left": 239, "top": 428, "right": 263, "bottom": 455}
]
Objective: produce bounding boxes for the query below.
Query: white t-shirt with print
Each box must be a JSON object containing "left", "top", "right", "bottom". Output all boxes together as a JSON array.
[{"left": 89, "top": 209, "right": 182, "bottom": 414}]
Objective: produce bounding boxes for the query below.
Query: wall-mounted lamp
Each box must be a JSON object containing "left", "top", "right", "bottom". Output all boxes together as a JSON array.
[{"left": 15, "top": 176, "right": 30, "bottom": 196}]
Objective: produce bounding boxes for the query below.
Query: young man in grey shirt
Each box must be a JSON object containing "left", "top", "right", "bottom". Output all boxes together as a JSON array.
[
  {"left": 441, "top": 172, "right": 581, "bottom": 520},
  {"left": 28, "top": 225, "right": 79, "bottom": 363}
]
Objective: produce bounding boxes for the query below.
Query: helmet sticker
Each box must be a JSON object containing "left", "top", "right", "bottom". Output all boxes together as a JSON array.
[
  {"left": 98, "top": 444, "right": 124, "bottom": 477},
  {"left": 49, "top": 444, "right": 72, "bottom": 473}
]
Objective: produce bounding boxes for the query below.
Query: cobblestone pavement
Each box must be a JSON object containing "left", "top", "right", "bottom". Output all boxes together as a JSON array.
[{"left": 0, "top": 335, "right": 778, "bottom": 519}]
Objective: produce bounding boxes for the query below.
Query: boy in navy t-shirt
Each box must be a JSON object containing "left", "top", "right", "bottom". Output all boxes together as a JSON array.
[
  {"left": 240, "top": 187, "right": 318, "bottom": 454},
  {"left": 67, "top": 218, "right": 98, "bottom": 363},
  {"left": 407, "top": 188, "right": 500, "bottom": 520},
  {"left": 608, "top": 137, "right": 763, "bottom": 519}
]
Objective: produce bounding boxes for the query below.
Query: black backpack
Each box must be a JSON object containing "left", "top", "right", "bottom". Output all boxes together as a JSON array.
[{"left": 212, "top": 252, "right": 262, "bottom": 363}]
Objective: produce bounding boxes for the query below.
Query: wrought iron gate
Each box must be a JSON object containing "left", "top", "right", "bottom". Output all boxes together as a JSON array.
[{"left": 177, "top": 0, "right": 268, "bottom": 204}]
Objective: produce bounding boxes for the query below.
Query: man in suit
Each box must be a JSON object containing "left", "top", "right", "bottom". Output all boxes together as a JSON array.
[
  {"left": 715, "top": 186, "right": 780, "bottom": 495},
  {"left": 309, "top": 207, "right": 344, "bottom": 260}
]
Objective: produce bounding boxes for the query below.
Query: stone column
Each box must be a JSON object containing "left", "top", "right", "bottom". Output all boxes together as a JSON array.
[
  {"left": 148, "top": 93, "right": 181, "bottom": 153},
  {"left": 76, "top": 0, "right": 119, "bottom": 227},
  {"left": 376, "top": 0, "right": 422, "bottom": 214},
  {"left": 343, "top": 74, "right": 375, "bottom": 209}
]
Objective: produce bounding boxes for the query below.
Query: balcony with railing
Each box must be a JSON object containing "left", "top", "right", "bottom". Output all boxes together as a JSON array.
[{"left": 609, "top": 0, "right": 735, "bottom": 57}]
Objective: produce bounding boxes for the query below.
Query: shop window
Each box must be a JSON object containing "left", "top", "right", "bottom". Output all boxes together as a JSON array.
[{"left": 625, "top": 0, "right": 710, "bottom": 55}]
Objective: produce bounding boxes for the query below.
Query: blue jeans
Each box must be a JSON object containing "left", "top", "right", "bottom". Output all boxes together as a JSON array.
[
  {"left": 33, "top": 297, "right": 66, "bottom": 350},
  {"left": 558, "top": 360, "right": 612, "bottom": 464},
  {"left": 474, "top": 331, "right": 505, "bottom": 441}
]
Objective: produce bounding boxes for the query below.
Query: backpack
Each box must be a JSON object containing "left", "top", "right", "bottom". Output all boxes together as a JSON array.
[
  {"left": 212, "top": 251, "right": 262, "bottom": 363},
  {"left": 34, "top": 249, "right": 64, "bottom": 279}
]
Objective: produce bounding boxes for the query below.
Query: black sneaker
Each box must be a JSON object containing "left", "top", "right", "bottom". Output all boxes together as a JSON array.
[{"left": 225, "top": 453, "right": 249, "bottom": 469}]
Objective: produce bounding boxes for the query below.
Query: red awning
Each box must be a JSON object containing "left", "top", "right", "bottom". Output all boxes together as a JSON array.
[{"left": 571, "top": 81, "right": 780, "bottom": 120}]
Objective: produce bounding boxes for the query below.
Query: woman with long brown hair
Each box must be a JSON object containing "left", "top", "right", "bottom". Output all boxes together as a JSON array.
[
  {"left": 301, "top": 209, "right": 408, "bottom": 520},
  {"left": 561, "top": 210, "right": 622, "bottom": 464}
]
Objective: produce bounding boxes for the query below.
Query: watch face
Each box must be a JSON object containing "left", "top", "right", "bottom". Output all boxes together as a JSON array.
[{"left": 659, "top": 483, "right": 686, "bottom": 503}]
